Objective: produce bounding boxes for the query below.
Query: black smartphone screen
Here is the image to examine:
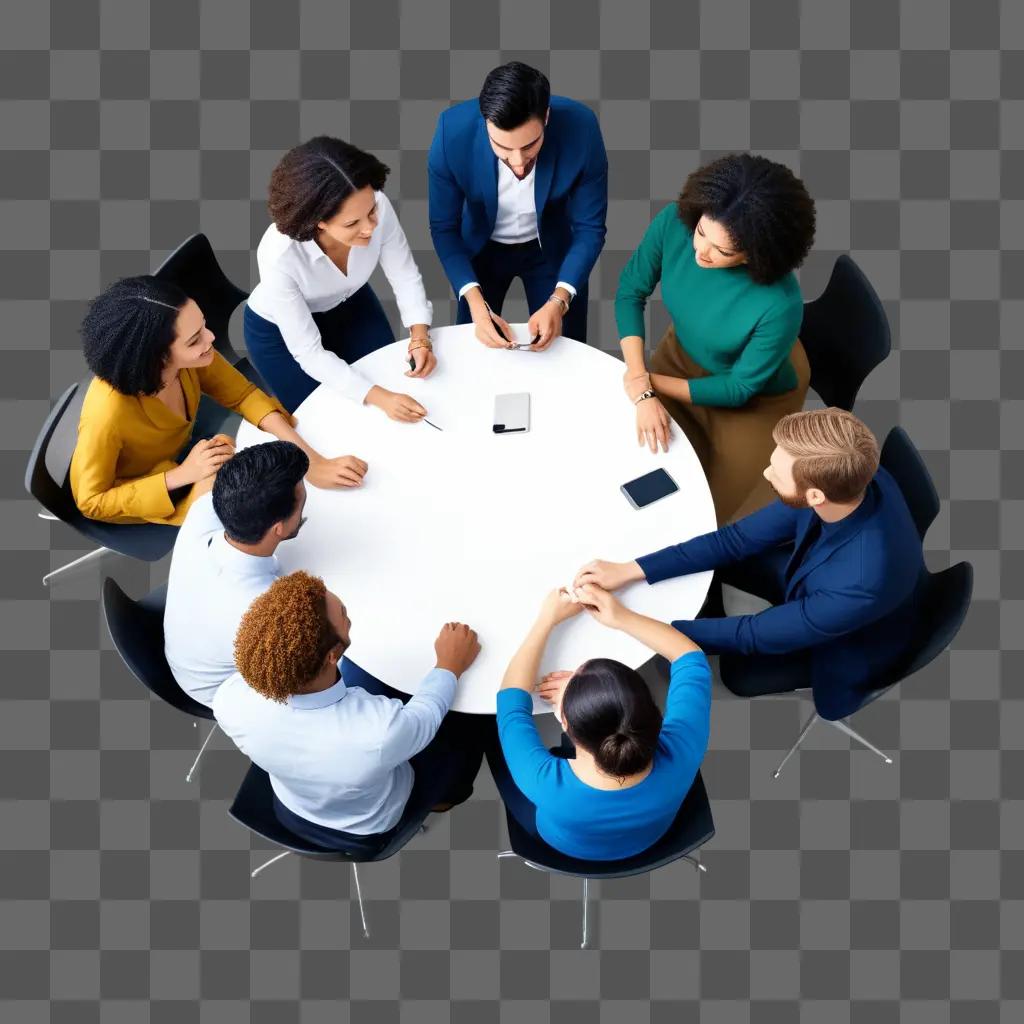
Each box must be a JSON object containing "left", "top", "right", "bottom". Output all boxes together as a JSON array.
[{"left": 621, "top": 468, "right": 679, "bottom": 509}]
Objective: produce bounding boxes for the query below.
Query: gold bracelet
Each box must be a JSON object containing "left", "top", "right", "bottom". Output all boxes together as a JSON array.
[{"left": 408, "top": 338, "right": 432, "bottom": 353}]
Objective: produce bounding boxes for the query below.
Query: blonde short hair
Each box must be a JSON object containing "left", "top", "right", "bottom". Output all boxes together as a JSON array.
[
  {"left": 772, "top": 408, "right": 880, "bottom": 503},
  {"left": 234, "top": 571, "right": 342, "bottom": 703}
]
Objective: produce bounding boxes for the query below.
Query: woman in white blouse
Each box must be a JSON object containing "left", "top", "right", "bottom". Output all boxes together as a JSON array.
[{"left": 245, "top": 137, "right": 436, "bottom": 420}]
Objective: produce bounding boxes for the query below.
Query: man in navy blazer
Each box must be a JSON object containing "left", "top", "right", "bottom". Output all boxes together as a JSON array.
[
  {"left": 575, "top": 409, "right": 926, "bottom": 722},
  {"left": 428, "top": 61, "right": 607, "bottom": 348}
]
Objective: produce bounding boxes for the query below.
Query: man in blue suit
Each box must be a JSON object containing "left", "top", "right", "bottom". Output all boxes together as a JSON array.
[
  {"left": 574, "top": 409, "right": 926, "bottom": 722},
  {"left": 428, "top": 61, "right": 607, "bottom": 348}
]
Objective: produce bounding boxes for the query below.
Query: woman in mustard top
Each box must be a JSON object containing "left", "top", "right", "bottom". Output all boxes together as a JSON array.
[
  {"left": 616, "top": 154, "right": 817, "bottom": 523},
  {"left": 70, "top": 276, "right": 369, "bottom": 526}
]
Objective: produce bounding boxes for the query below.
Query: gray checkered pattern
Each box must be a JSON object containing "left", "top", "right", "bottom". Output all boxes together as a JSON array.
[{"left": 0, "top": 0, "right": 1018, "bottom": 1019}]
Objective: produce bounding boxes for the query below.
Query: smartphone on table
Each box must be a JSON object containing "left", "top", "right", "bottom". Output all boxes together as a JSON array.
[{"left": 621, "top": 468, "right": 679, "bottom": 509}]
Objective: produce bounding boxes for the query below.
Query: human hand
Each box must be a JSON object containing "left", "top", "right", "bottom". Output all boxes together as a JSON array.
[
  {"left": 405, "top": 343, "right": 437, "bottom": 379},
  {"left": 636, "top": 396, "right": 672, "bottom": 453},
  {"left": 527, "top": 301, "right": 562, "bottom": 351},
  {"left": 574, "top": 559, "right": 644, "bottom": 592},
  {"left": 366, "top": 386, "right": 427, "bottom": 423},
  {"left": 575, "top": 583, "right": 629, "bottom": 630},
  {"left": 538, "top": 587, "right": 585, "bottom": 628},
  {"left": 434, "top": 622, "right": 481, "bottom": 677},
  {"left": 471, "top": 305, "right": 516, "bottom": 349},
  {"left": 307, "top": 454, "right": 368, "bottom": 489},
  {"left": 538, "top": 670, "right": 574, "bottom": 713},
  {"left": 623, "top": 369, "right": 652, "bottom": 400},
  {"left": 177, "top": 435, "right": 235, "bottom": 485}
]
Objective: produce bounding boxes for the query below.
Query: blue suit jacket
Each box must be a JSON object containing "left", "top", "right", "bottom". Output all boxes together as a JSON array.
[
  {"left": 636, "top": 468, "right": 926, "bottom": 721},
  {"left": 427, "top": 96, "right": 608, "bottom": 297}
]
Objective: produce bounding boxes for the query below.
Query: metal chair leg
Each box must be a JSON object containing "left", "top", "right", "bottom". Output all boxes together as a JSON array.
[
  {"left": 580, "top": 877, "right": 590, "bottom": 949},
  {"left": 251, "top": 850, "right": 290, "bottom": 878},
  {"left": 828, "top": 718, "right": 893, "bottom": 764},
  {"left": 681, "top": 853, "right": 707, "bottom": 874},
  {"left": 772, "top": 710, "right": 820, "bottom": 779},
  {"left": 352, "top": 863, "right": 370, "bottom": 938},
  {"left": 185, "top": 722, "right": 219, "bottom": 782},
  {"left": 42, "top": 546, "right": 109, "bottom": 586}
]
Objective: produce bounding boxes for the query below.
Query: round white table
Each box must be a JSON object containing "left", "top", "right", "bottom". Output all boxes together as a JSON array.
[{"left": 237, "top": 324, "right": 716, "bottom": 714}]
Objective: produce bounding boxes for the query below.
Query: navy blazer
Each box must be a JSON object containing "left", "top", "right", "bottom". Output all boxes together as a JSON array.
[
  {"left": 636, "top": 467, "right": 926, "bottom": 721},
  {"left": 427, "top": 96, "right": 608, "bottom": 297}
]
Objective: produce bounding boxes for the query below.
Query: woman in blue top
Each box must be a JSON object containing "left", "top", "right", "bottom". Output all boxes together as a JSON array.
[{"left": 489, "top": 583, "right": 712, "bottom": 862}]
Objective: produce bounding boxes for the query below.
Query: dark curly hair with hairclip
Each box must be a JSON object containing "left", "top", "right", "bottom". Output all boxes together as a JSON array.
[
  {"left": 676, "top": 154, "right": 816, "bottom": 285},
  {"left": 268, "top": 136, "right": 390, "bottom": 242},
  {"left": 80, "top": 275, "right": 189, "bottom": 397}
]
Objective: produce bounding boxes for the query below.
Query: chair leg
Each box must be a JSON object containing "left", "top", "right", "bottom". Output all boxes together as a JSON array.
[
  {"left": 828, "top": 718, "right": 893, "bottom": 765},
  {"left": 580, "top": 877, "right": 590, "bottom": 949},
  {"left": 681, "top": 853, "right": 707, "bottom": 874},
  {"left": 251, "top": 850, "right": 291, "bottom": 879},
  {"left": 352, "top": 863, "right": 370, "bottom": 939},
  {"left": 185, "top": 722, "right": 219, "bottom": 782},
  {"left": 772, "top": 710, "right": 820, "bottom": 779},
  {"left": 42, "top": 546, "right": 109, "bottom": 586}
]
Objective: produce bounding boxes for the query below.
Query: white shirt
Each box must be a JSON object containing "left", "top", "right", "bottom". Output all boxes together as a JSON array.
[
  {"left": 213, "top": 668, "right": 457, "bottom": 835},
  {"left": 164, "top": 494, "right": 281, "bottom": 708},
  {"left": 248, "top": 191, "right": 433, "bottom": 404},
  {"left": 458, "top": 161, "right": 576, "bottom": 301}
]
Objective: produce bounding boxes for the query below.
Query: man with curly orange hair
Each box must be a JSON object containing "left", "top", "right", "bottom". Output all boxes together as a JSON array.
[{"left": 213, "top": 571, "right": 482, "bottom": 849}]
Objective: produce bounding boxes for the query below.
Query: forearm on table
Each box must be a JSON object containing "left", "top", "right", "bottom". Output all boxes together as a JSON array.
[
  {"left": 500, "top": 620, "right": 551, "bottom": 692},
  {"left": 618, "top": 608, "right": 701, "bottom": 661},
  {"left": 257, "top": 411, "right": 321, "bottom": 463}
]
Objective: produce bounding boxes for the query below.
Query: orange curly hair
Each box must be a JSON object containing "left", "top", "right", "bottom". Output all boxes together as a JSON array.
[{"left": 233, "top": 571, "right": 343, "bottom": 703}]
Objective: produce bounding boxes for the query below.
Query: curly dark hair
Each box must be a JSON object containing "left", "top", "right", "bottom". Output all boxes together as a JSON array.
[
  {"left": 561, "top": 659, "right": 664, "bottom": 779},
  {"left": 267, "top": 136, "right": 390, "bottom": 242},
  {"left": 80, "top": 275, "right": 189, "bottom": 396},
  {"left": 676, "top": 153, "right": 816, "bottom": 285},
  {"left": 213, "top": 441, "right": 310, "bottom": 545},
  {"left": 234, "top": 571, "right": 345, "bottom": 703}
]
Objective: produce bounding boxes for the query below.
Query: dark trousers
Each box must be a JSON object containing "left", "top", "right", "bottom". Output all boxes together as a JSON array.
[
  {"left": 274, "top": 657, "right": 485, "bottom": 854},
  {"left": 243, "top": 284, "right": 395, "bottom": 414},
  {"left": 484, "top": 722, "right": 575, "bottom": 845},
  {"left": 705, "top": 547, "right": 813, "bottom": 699},
  {"left": 456, "top": 239, "right": 589, "bottom": 343}
]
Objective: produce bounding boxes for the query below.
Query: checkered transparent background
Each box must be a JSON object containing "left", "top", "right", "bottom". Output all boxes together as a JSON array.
[{"left": 0, "top": 1, "right": 1020, "bottom": 1021}]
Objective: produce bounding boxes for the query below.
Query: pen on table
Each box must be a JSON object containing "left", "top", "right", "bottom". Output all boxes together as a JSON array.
[{"left": 423, "top": 418, "right": 443, "bottom": 431}]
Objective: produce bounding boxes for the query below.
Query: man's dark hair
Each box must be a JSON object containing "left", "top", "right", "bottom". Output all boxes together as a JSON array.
[
  {"left": 478, "top": 61, "right": 550, "bottom": 131},
  {"left": 212, "top": 441, "right": 310, "bottom": 544},
  {"left": 561, "top": 659, "right": 663, "bottom": 778},
  {"left": 268, "top": 136, "right": 390, "bottom": 242},
  {"left": 80, "top": 275, "right": 189, "bottom": 396},
  {"left": 676, "top": 153, "right": 816, "bottom": 285}
]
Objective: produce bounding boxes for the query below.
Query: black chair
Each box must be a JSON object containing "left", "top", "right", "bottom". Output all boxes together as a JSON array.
[
  {"left": 498, "top": 772, "right": 714, "bottom": 948},
  {"left": 228, "top": 764, "right": 429, "bottom": 939},
  {"left": 772, "top": 561, "right": 973, "bottom": 778},
  {"left": 25, "top": 383, "right": 178, "bottom": 586},
  {"left": 154, "top": 233, "right": 266, "bottom": 390},
  {"left": 800, "top": 254, "right": 891, "bottom": 411},
  {"left": 101, "top": 577, "right": 218, "bottom": 782},
  {"left": 880, "top": 425, "right": 940, "bottom": 541}
]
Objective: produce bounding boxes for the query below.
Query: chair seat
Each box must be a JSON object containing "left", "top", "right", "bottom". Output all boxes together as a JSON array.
[{"left": 505, "top": 772, "right": 714, "bottom": 879}]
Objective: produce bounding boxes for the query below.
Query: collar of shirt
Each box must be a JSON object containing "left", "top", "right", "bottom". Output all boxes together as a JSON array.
[
  {"left": 209, "top": 531, "right": 281, "bottom": 582},
  {"left": 288, "top": 672, "right": 347, "bottom": 710}
]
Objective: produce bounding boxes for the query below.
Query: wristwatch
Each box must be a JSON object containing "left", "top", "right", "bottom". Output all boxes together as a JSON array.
[{"left": 634, "top": 389, "right": 656, "bottom": 405}]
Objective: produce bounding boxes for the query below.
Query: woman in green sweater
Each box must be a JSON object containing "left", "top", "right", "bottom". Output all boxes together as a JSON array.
[{"left": 616, "top": 154, "right": 816, "bottom": 523}]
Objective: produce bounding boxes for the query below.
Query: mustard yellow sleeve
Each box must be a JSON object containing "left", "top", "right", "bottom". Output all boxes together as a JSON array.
[
  {"left": 196, "top": 353, "right": 295, "bottom": 429},
  {"left": 70, "top": 414, "right": 176, "bottom": 524}
]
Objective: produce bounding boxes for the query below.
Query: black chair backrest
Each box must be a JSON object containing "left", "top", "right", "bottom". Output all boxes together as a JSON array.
[
  {"left": 880, "top": 426, "right": 941, "bottom": 541},
  {"left": 24, "top": 382, "right": 82, "bottom": 520},
  {"left": 800, "top": 255, "right": 891, "bottom": 411},
  {"left": 505, "top": 771, "right": 715, "bottom": 880},
  {"left": 154, "top": 234, "right": 248, "bottom": 363},
  {"left": 101, "top": 578, "right": 213, "bottom": 719},
  {"left": 902, "top": 562, "right": 974, "bottom": 679}
]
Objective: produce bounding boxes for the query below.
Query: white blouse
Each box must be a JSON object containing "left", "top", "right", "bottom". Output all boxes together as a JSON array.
[{"left": 247, "top": 191, "right": 433, "bottom": 403}]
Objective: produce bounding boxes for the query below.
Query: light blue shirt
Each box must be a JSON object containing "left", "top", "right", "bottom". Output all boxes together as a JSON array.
[
  {"left": 164, "top": 493, "right": 281, "bottom": 707},
  {"left": 213, "top": 667, "right": 457, "bottom": 835}
]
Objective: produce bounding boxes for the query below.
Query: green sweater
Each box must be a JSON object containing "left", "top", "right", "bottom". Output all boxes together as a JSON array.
[{"left": 615, "top": 204, "right": 803, "bottom": 408}]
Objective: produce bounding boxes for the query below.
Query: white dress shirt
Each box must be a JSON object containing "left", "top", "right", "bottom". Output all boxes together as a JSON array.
[
  {"left": 248, "top": 190, "right": 433, "bottom": 404},
  {"left": 458, "top": 160, "right": 576, "bottom": 301},
  {"left": 164, "top": 494, "right": 281, "bottom": 708},
  {"left": 213, "top": 667, "right": 457, "bottom": 835}
]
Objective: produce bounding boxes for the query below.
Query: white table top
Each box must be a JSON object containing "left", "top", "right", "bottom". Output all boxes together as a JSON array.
[{"left": 237, "top": 323, "right": 716, "bottom": 714}]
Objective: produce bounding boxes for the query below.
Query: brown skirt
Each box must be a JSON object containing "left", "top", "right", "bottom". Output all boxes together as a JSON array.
[{"left": 649, "top": 327, "right": 811, "bottom": 525}]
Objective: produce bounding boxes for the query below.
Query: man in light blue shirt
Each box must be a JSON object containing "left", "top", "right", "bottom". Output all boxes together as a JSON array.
[
  {"left": 214, "top": 570, "right": 483, "bottom": 847},
  {"left": 164, "top": 441, "right": 311, "bottom": 707}
]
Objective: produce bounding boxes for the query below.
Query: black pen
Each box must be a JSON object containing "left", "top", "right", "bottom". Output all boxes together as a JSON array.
[{"left": 423, "top": 418, "right": 442, "bottom": 431}]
